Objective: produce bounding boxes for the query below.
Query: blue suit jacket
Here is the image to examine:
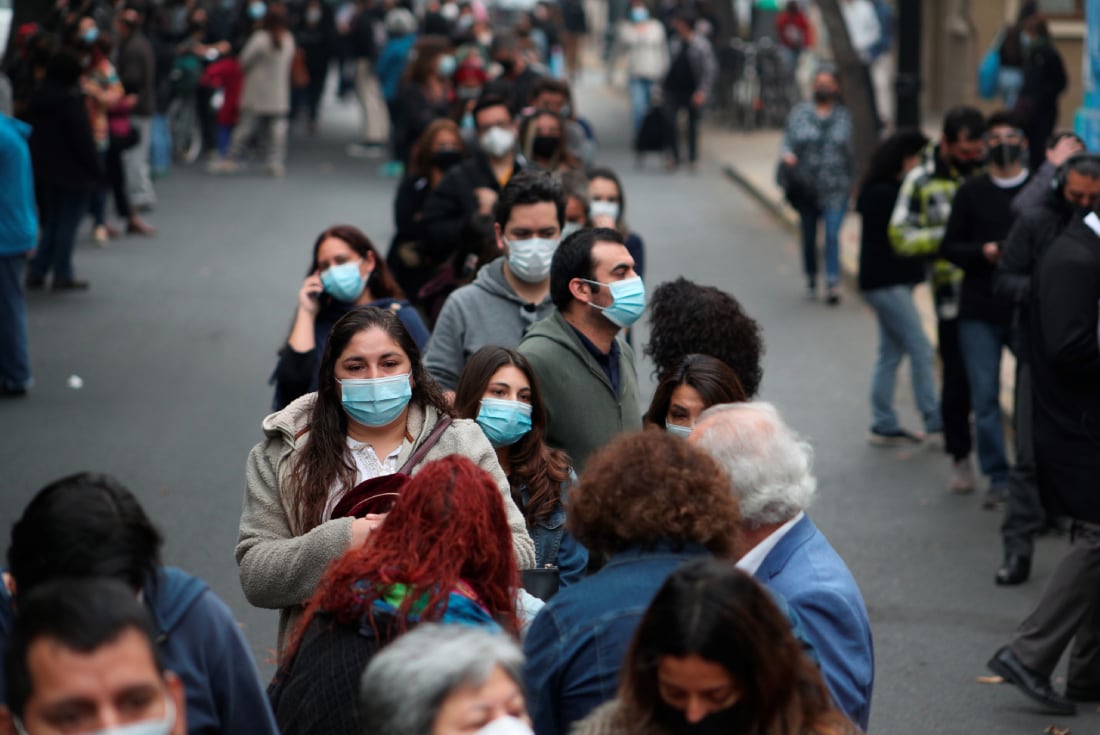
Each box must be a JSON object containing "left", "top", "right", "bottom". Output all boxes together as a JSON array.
[{"left": 755, "top": 515, "right": 874, "bottom": 730}]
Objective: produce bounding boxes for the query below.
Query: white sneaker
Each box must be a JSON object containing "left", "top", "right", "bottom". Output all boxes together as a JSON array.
[
  {"left": 948, "top": 457, "right": 976, "bottom": 494},
  {"left": 206, "top": 158, "right": 239, "bottom": 175}
]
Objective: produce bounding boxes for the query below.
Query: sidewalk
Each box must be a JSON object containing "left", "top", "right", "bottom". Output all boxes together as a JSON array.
[{"left": 704, "top": 123, "right": 1017, "bottom": 416}]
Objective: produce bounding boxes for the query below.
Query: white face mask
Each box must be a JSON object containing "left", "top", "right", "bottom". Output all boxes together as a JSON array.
[
  {"left": 17, "top": 697, "right": 176, "bottom": 735},
  {"left": 475, "top": 716, "right": 535, "bottom": 735},
  {"left": 506, "top": 237, "right": 559, "bottom": 283},
  {"left": 561, "top": 221, "right": 583, "bottom": 240},
  {"left": 589, "top": 200, "right": 620, "bottom": 222},
  {"left": 480, "top": 126, "right": 516, "bottom": 158}
]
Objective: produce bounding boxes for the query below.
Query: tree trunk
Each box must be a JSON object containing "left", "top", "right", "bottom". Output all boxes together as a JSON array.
[{"left": 815, "top": 0, "right": 879, "bottom": 176}]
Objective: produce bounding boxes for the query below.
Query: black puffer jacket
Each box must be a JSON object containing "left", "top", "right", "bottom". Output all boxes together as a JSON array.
[{"left": 25, "top": 80, "right": 104, "bottom": 192}]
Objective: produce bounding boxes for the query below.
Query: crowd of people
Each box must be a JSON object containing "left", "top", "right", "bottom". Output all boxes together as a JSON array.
[{"left": 1, "top": 0, "right": 1098, "bottom": 732}]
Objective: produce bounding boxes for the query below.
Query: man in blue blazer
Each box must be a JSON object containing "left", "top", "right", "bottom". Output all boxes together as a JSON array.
[{"left": 693, "top": 401, "right": 875, "bottom": 730}]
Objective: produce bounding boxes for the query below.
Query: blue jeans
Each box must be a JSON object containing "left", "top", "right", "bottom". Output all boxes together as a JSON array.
[
  {"left": 30, "top": 188, "right": 89, "bottom": 282},
  {"left": 958, "top": 319, "right": 1013, "bottom": 486},
  {"left": 0, "top": 254, "right": 31, "bottom": 391},
  {"left": 863, "top": 285, "right": 941, "bottom": 434},
  {"left": 628, "top": 77, "right": 655, "bottom": 132},
  {"left": 798, "top": 202, "right": 846, "bottom": 287}
]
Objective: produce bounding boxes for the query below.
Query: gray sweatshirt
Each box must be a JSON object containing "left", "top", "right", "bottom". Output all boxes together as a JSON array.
[{"left": 424, "top": 257, "right": 555, "bottom": 390}]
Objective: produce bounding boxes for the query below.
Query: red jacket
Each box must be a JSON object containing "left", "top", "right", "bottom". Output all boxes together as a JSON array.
[
  {"left": 200, "top": 58, "right": 244, "bottom": 127},
  {"left": 776, "top": 10, "right": 813, "bottom": 51}
]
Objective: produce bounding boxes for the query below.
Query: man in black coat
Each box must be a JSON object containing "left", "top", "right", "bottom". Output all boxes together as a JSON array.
[
  {"left": 988, "top": 210, "right": 1100, "bottom": 716},
  {"left": 419, "top": 93, "right": 527, "bottom": 266},
  {"left": 116, "top": 7, "right": 158, "bottom": 210},
  {"left": 992, "top": 151, "right": 1100, "bottom": 585}
]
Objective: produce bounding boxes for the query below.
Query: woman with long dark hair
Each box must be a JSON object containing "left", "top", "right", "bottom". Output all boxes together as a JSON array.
[
  {"left": 645, "top": 353, "right": 747, "bottom": 436},
  {"left": 209, "top": 2, "right": 295, "bottom": 176},
  {"left": 271, "top": 224, "right": 429, "bottom": 410},
  {"left": 857, "top": 129, "right": 941, "bottom": 446},
  {"left": 575, "top": 559, "right": 857, "bottom": 735},
  {"left": 269, "top": 455, "right": 521, "bottom": 735},
  {"left": 454, "top": 346, "right": 588, "bottom": 587},
  {"left": 391, "top": 35, "right": 454, "bottom": 166},
  {"left": 588, "top": 167, "right": 645, "bottom": 279},
  {"left": 238, "top": 307, "right": 535, "bottom": 655},
  {"left": 520, "top": 110, "right": 580, "bottom": 173}
]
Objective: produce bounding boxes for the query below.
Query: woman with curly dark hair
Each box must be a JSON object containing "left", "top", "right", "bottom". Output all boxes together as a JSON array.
[
  {"left": 523, "top": 430, "right": 742, "bottom": 735},
  {"left": 644, "top": 277, "right": 765, "bottom": 397},
  {"left": 238, "top": 307, "right": 536, "bottom": 656},
  {"left": 646, "top": 353, "right": 747, "bottom": 436},
  {"left": 269, "top": 455, "right": 521, "bottom": 735},
  {"left": 454, "top": 346, "right": 589, "bottom": 589},
  {"left": 574, "top": 559, "right": 858, "bottom": 735}
]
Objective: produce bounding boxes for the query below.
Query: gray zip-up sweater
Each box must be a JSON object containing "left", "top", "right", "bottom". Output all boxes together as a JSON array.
[
  {"left": 425, "top": 257, "right": 554, "bottom": 391},
  {"left": 518, "top": 310, "right": 642, "bottom": 471},
  {"left": 236, "top": 395, "right": 535, "bottom": 654}
]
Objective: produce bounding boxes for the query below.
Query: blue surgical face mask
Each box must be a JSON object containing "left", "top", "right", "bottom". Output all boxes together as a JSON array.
[
  {"left": 438, "top": 54, "right": 457, "bottom": 77},
  {"left": 589, "top": 200, "right": 620, "bottom": 222},
  {"left": 82, "top": 26, "right": 100, "bottom": 44},
  {"left": 630, "top": 7, "right": 649, "bottom": 22},
  {"left": 666, "top": 422, "right": 693, "bottom": 439},
  {"left": 339, "top": 374, "right": 413, "bottom": 427},
  {"left": 506, "top": 237, "right": 558, "bottom": 283},
  {"left": 16, "top": 698, "right": 177, "bottom": 735},
  {"left": 320, "top": 260, "right": 367, "bottom": 303},
  {"left": 477, "top": 398, "right": 533, "bottom": 447},
  {"left": 584, "top": 276, "right": 646, "bottom": 328},
  {"left": 248, "top": 1, "right": 266, "bottom": 19}
]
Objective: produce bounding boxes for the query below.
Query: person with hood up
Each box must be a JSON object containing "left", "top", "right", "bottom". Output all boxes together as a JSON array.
[{"left": 0, "top": 472, "right": 280, "bottom": 735}]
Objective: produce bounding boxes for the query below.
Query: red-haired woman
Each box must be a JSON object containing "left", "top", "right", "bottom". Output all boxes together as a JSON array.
[
  {"left": 268, "top": 455, "right": 521, "bottom": 735},
  {"left": 271, "top": 224, "right": 429, "bottom": 410}
]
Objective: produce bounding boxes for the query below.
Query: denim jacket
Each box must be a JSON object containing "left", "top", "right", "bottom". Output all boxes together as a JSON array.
[
  {"left": 523, "top": 542, "right": 713, "bottom": 735},
  {"left": 520, "top": 476, "right": 588, "bottom": 589}
]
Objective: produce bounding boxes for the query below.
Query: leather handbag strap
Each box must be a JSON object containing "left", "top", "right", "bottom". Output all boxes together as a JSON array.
[{"left": 398, "top": 416, "right": 453, "bottom": 474}]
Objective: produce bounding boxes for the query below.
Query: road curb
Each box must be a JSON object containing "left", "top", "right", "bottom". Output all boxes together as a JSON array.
[{"left": 721, "top": 165, "right": 799, "bottom": 232}]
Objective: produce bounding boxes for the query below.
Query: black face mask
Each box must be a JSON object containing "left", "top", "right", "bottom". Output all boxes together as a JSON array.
[
  {"left": 431, "top": 149, "right": 464, "bottom": 172},
  {"left": 531, "top": 135, "right": 559, "bottom": 159},
  {"left": 652, "top": 701, "right": 743, "bottom": 735},
  {"left": 812, "top": 88, "right": 834, "bottom": 104},
  {"left": 497, "top": 57, "right": 516, "bottom": 74},
  {"left": 988, "top": 142, "right": 1023, "bottom": 168}
]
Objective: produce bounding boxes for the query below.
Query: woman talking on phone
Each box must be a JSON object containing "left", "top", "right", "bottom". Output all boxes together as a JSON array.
[{"left": 271, "top": 224, "right": 429, "bottom": 411}]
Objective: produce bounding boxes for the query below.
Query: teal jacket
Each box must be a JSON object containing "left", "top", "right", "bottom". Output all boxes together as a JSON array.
[{"left": 519, "top": 310, "right": 642, "bottom": 471}]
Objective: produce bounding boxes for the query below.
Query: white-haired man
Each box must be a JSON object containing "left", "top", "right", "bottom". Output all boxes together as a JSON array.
[{"left": 691, "top": 401, "right": 874, "bottom": 730}]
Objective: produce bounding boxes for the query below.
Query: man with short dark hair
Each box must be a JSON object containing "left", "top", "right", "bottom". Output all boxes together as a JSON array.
[
  {"left": 518, "top": 228, "right": 643, "bottom": 469},
  {"left": 421, "top": 93, "right": 526, "bottom": 265},
  {"left": 0, "top": 579, "right": 188, "bottom": 735},
  {"left": 942, "top": 111, "right": 1032, "bottom": 510},
  {"left": 425, "top": 170, "right": 562, "bottom": 391},
  {"left": 662, "top": 11, "right": 715, "bottom": 170},
  {"left": 115, "top": 7, "right": 157, "bottom": 211}
]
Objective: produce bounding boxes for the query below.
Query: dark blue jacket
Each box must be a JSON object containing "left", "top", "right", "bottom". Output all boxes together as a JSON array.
[
  {"left": 0, "top": 568, "right": 279, "bottom": 735},
  {"left": 522, "top": 543, "right": 712, "bottom": 735},
  {"left": 754, "top": 515, "right": 874, "bottom": 731},
  {"left": 521, "top": 479, "right": 588, "bottom": 589}
]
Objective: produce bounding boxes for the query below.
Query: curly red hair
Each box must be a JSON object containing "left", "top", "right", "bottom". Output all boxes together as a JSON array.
[{"left": 290, "top": 456, "right": 521, "bottom": 656}]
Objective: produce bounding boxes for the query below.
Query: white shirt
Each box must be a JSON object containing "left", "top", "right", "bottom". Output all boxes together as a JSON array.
[
  {"left": 735, "top": 511, "right": 806, "bottom": 575},
  {"left": 1085, "top": 212, "right": 1100, "bottom": 238},
  {"left": 321, "top": 438, "right": 403, "bottom": 521}
]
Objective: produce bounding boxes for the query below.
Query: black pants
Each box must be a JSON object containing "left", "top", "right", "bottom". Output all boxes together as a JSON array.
[
  {"left": 664, "top": 91, "right": 699, "bottom": 165},
  {"left": 1002, "top": 357, "right": 1045, "bottom": 557},
  {"left": 105, "top": 137, "right": 133, "bottom": 220},
  {"left": 937, "top": 317, "right": 973, "bottom": 461}
]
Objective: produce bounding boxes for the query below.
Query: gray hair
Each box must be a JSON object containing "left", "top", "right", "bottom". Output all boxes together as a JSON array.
[
  {"left": 359, "top": 624, "right": 525, "bottom": 735},
  {"left": 692, "top": 401, "right": 816, "bottom": 527}
]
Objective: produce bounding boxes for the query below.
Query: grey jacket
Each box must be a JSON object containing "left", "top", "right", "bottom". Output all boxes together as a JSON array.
[
  {"left": 116, "top": 31, "right": 155, "bottom": 116},
  {"left": 424, "top": 257, "right": 554, "bottom": 391},
  {"left": 236, "top": 395, "right": 535, "bottom": 653},
  {"left": 518, "top": 310, "right": 641, "bottom": 471},
  {"left": 664, "top": 33, "right": 717, "bottom": 97},
  {"left": 239, "top": 30, "right": 295, "bottom": 114}
]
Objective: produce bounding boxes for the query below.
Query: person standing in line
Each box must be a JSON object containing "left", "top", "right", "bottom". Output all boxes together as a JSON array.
[
  {"left": 781, "top": 67, "right": 855, "bottom": 304},
  {"left": 518, "top": 227, "right": 643, "bottom": 470},
  {"left": 0, "top": 112, "right": 37, "bottom": 397},
  {"left": 995, "top": 2, "right": 1036, "bottom": 110},
  {"left": 889, "top": 106, "right": 986, "bottom": 494},
  {"left": 941, "top": 112, "right": 1031, "bottom": 511},
  {"left": 987, "top": 204, "right": 1100, "bottom": 717},
  {"left": 78, "top": 17, "right": 124, "bottom": 245},
  {"left": 425, "top": 170, "right": 561, "bottom": 393},
  {"left": 346, "top": 0, "right": 390, "bottom": 158},
  {"left": 115, "top": 8, "right": 157, "bottom": 211},
  {"left": 210, "top": 3, "right": 295, "bottom": 177},
  {"left": 1014, "top": 15, "right": 1067, "bottom": 173},
  {"left": 858, "top": 129, "right": 941, "bottom": 444},
  {"left": 293, "top": 0, "right": 336, "bottom": 136},
  {"left": 25, "top": 51, "right": 105, "bottom": 291},
  {"left": 615, "top": 0, "right": 667, "bottom": 134},
  {"left": 991, "top": 147, "right": 1100, "bottom": 586},
  {"left": 662, "top": 10, "right": 715, "bottom": 172}
]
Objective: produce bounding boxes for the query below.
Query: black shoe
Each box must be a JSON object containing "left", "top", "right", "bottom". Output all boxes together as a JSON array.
[
  {"left": 995, "top": 555, "right": 1031, "bottom": 586},
  {"left": 0, "top": 384, "right": 28, "bottom": 398},
  {"left": 25, "top": 274, "right": 45, "bottom": 290},
  {"left": 1066, "top": 684, "right": 1100, "bottom": 702},
  {"left": 987, "top": 646, "right": 1077, "bottom": 715},
  {"left": 867, "top": 428, "right": 925, "bottom": 446},
  {"left": 52, "top": 278, "right": 89, "bottom": 291}
]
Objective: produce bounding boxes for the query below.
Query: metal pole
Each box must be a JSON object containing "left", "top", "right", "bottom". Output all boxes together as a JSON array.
[{"left": 895, "top": 0, "right": 921, "bottom": 128}]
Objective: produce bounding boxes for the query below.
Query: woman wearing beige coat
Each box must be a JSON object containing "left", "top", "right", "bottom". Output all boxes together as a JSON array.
[
  {"left": 236, "top": 307, "right": 535, "bottom": 656},
  {"left": 210, "top": 3, "right": 295, "bottom": 176}
]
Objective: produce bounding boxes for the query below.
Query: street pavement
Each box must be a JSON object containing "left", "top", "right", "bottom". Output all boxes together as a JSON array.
[{"left": 1, "top": 73, "right": 1096, "bottom": 735}]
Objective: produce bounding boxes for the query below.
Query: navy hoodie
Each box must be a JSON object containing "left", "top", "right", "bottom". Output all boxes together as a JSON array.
[{"left": 0, "top": 568, "right": 278, "bottom": 735}]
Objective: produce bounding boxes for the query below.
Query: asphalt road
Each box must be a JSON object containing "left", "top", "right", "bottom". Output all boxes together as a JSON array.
[{"left": 1, "top": 76, "right": 1096, "bottom": 735}]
